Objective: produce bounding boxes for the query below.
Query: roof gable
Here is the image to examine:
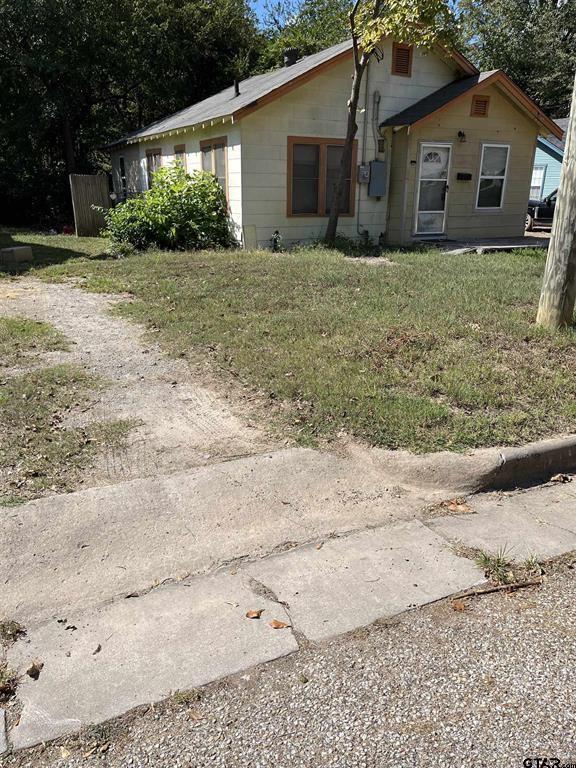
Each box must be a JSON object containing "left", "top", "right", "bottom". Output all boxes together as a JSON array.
[
  {"left": 110, "top": 39, "right": 478, "bottom": 147},
  {"left": 380, "top": 70, "right": 563, "bottom": 139}
]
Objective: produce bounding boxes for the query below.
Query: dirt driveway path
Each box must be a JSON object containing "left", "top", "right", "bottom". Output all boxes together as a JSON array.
[
  {"left": 0, "top": 279, "right": 272, "bottom": 487},
  {"left": 2, "top": 276, "right": 542, "bottom": 755}
]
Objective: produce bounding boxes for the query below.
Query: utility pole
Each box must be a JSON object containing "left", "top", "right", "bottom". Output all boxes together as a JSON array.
[{"left": 536, "top": 73, "right": 576, "bottom": 329}]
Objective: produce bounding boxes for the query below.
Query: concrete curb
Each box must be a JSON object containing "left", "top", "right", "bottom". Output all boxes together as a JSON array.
[
  {"left": 481, "top": 436, "right": 576, "bottom": 491},
  {"left": 367, "top": 435, "right": 576, "bottom": 495}
]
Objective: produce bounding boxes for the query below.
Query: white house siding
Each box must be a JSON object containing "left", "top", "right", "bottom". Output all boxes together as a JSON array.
[
  {"left": 110, "top": 123, "right": 243, "bottom": 243},
  {"left": 240, "top": 40, "right": 459, "bottom": 247}
]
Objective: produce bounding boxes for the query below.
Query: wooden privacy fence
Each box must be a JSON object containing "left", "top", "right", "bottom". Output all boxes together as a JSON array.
[{"left": 69, "top": 174, "right": 110, "bottom": 237}]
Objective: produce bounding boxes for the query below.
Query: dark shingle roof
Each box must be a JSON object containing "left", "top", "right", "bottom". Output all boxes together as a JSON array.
[
  {"left": 546, "top": 117, "right": 569, "bottom": 152},
  {"left": 110, "top": 40, "right": 353, "bottom": 146},
  {"left": 379, "top": 71, "right": 497, "bottom": 127}
]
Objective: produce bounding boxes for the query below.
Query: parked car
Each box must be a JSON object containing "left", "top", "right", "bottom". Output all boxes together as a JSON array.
[{"left": 526, "top": 189, "right": 557, "bottom": 231}]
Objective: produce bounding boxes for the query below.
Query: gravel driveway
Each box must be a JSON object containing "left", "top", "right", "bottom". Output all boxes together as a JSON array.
[{"left": 5, "top": 564, "right": 576, "bottom": 768}]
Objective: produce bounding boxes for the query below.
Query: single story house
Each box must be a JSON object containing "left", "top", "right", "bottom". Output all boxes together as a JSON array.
[
  {"left": 109, "top": 38, "right": 562, "bottom": 247},
  {"left": 530, "top": 117, "right": 567, "bottom": 200}
]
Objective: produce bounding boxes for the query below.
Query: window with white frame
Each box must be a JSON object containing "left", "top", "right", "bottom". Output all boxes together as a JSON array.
[
  {"left": 530, "top": 165, "right": 546, "bottom": 199},
  {"left": 476, "top": 144, "right": 509, "bottom": 209}
]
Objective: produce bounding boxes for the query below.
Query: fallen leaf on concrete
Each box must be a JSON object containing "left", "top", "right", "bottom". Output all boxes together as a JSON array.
[
  {"left": 551, "top": 473, "right": 572, "bottom": 484},
  {"left": 83, "top": 747, "right": 97, "bottom": 758},
  {"left": 451, "top": 598, "right": 469, "bottom": 612},
  {"left": 444, "top": 498, "right": 472, "bottom": 514},
  {"left": 92, "top": 644, "right": 102, "bottom": 655},
  {"left": 26, "top": 659, "right": 44, "bottom": 680},
  {"left": 246, "top": 609, "right": 264, "bottom": 619},
  {"left": 315, "top": 542, "right": 324, "bottom": 550},
  {"left": 269, "top": 619, "right": 290, "bottom": 629},
  {"left": 100, "top": 743, "right": 109, "bottom": 753},
  {"left": 60, "top": 747, "right": 71, "bottom": 758}
]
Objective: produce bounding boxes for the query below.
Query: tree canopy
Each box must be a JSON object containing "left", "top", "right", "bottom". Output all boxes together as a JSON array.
[
  {"left": 458, "top": 0, "right": 576, "bottom": 117},
  {"left": 0, "top": 0, "right": 261, "bottom": 224}
]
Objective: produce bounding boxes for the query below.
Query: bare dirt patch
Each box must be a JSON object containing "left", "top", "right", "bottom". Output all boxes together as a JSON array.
[{"left": 0, "top": 279, "right": 274, "bottom": 490}]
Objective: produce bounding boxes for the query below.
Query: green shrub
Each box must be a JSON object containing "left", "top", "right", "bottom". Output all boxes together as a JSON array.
[{"left": 105, "top": 165, "right": 235, "bottom": 251}]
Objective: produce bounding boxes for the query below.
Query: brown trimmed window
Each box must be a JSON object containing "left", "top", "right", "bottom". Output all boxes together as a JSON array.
[
  {"left": 174, "top": 144, "right": 187, "bottom": 169},
  {"left": 471, "top": 95, "right": 490, "bottom": 117},
  {"left": 392, "top": 42, "right": 413, "bottom": 77},
  {"left": 146, "top": 148, "right": 162, "bottom": 188},
  {"left": 200, "top": 137, "right": 227, "bottom": 194},
  {"left": 287, "top": 137, "right": 357, "bottom": 217}
]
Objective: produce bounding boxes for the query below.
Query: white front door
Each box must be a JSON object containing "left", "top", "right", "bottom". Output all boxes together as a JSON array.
[{"left": 415, "top": 143, "right": 452, "bottom": 235}]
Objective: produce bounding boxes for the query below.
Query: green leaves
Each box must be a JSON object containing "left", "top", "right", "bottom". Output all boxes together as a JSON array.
[
  {"left": 357, "top": 0, "right": 458, "bottom": 54},
  {"left": 105, "top": 165, "right": 235, "bottom": 252},
  {"left": 458, "top": 0, "right": 576, "bottom": 115}
]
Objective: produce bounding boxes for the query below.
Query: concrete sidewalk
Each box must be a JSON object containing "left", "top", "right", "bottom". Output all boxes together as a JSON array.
[{"left": 4, "top": 479, "right": 576, "bottom": 753}]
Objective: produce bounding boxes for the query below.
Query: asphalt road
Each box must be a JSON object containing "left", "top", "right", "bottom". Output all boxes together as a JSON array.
[{"left": 4, "top": 558, "right": 576, "bottom": 768}]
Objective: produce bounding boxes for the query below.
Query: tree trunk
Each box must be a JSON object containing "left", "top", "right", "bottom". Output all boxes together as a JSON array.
[
  {"left": 536, "top": 73, "right": 576, "bottom": 329},
  {"left": 324, "top": 54, "right": 368, "bottom": 246},
  {"left": 62, "top": 116, "right": 77, "bottom": 176}
]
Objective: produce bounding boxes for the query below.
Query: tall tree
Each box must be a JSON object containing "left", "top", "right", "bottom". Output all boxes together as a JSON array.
[
  {"left": 536, "top": 74, "right": 576, "bottom": 329},
  {"left": 324, "top": 0, "right": 457, "bottom": 246},
  {"left": 458, "top": 0, "right": 576, "bottom": 117},
  {"left": 0, "top": 0, "right": 262, "bottom": 225}
]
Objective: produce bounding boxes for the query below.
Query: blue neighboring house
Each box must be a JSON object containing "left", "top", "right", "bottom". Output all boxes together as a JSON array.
[{"left": 530, "top": 117, "right": 568, "bottom": 199}]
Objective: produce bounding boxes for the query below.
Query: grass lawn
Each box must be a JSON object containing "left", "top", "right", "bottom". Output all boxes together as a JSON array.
[
  {"left": 0, "top": 315, "right": 69, "bottom": 366},
  {"left": 3, "top": 229, "right": 575, "bottom": 453}
]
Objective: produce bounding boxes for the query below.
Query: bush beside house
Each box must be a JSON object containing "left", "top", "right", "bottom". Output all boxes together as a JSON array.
[{"left": 105, "top": 166, "right": 235, "bottom": 251}]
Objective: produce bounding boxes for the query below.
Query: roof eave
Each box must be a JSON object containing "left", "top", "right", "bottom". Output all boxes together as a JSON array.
[
  {"left": 538, "top": 136, "right": 565, "bottom": 159},
  {"left": 382, "top": 71, "right": 563, "bottom": 139},
  {"left": 107, "top": 41, "right": 478, "bottom": 150}
]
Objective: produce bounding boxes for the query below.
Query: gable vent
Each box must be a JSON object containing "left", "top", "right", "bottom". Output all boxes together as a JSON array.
[
  {"left": 471, "top": 95, "right": 490, "bottom": 117},
  {"left": 392, "top": 42, "right": 413, "bottom": 77}
]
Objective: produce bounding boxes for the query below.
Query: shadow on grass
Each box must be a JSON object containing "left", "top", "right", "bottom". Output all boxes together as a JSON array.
[{"left": 0, "top": 229, "right": 108, "bottom": 275}]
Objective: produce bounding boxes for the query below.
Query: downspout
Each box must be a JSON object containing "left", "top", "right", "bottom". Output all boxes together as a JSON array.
[
  {"left": 399, "top": 126, "right": 412, "bottom": 246},
  {"left": 382, "top": 128, "right": 393, "bottom": 237},
  {"left": 357, "top": 60, "right": 371, "bottom": 238}
]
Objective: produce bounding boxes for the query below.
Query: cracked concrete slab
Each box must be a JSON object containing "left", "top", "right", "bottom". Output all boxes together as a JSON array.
[
  {"left": 0, "top": 448, "right": 441, "bottom": 628},
  {"left": 245, "top": 520, "right": 483, "bottom": 642},
  {"left": 429, "top": 493, "right": 576, "bottom": 560},
  {"left": 7, "top": 573, "right": 297, "bottom": 751},
  {"left": 470, "top": 485, "right": 576, "bottom": 535}
]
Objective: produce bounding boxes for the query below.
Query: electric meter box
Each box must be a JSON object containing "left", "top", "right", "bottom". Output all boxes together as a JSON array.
[
  {"left": 368, "top": 160, "right": 387, "bottom": 197},
  {"left": 358, "top": 164, "right": 370, "bottom": 183}
]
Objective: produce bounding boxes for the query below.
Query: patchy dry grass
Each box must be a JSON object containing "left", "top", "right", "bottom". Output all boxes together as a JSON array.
[
  {"left": 0, "top": 661, "right": 17, "bottom": 701},
  {"left": 89, "top": 419, "right": 140, "bottom": 452},
  {"left": 0, "top": 618, "right": 25, "bottom": 647},
  {"left": 0, "top": 363, "right": 135, "bottom": 503},
  {"left": 23, "top": 238, "right": 576, "bottom": 452},
  {"left": 0, "top": 364, "right": 99, "bottom": 502},
  {"left": 0, "top": 315, "right": 68, "bottom": 367},
  {"left": 0, "top": 309, "right": 138, "bottom": 503}
]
